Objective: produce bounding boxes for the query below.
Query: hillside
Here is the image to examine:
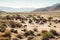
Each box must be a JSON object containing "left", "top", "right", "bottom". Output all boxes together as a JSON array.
[{"left": 33, "top": 3, "right": 60, "bottom": 12}]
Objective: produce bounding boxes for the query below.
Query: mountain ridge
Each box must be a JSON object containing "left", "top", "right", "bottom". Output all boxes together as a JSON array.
[
  {"left": 0, "top": 6, "right": 36, "bottom": 12},
  {"left": 33, "top": 3, "right": 60, "bottom": 12}
]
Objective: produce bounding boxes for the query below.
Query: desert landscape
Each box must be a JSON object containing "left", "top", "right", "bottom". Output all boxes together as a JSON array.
[
  {"left": 0, "top": 11, "right": 60, "bottom": 40},
  {"left": 0, "top": 0, "right": 60, "bottom": 40}
]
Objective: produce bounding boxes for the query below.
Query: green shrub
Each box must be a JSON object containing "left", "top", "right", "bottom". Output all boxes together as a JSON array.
[
  {"left": 0, "top": 26, "right": 6, "bottom": 32},
  {"left": 5, "top": 15, "right": 11, "bottom": 20},
  {"left": 48, "top": 17, "right": 53, "bottom": 21},
  {"left": 42, "top": 32, "right": 54, "bottom": 40}
]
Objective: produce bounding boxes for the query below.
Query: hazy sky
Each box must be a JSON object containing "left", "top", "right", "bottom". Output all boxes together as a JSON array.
[{"left": 0, "top": 0, "right": 60, "bottom": 8}]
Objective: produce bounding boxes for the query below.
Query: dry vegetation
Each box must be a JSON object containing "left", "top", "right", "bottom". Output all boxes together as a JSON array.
[{"left": 0, "top": 11, "right": 60, "bottom": 40}]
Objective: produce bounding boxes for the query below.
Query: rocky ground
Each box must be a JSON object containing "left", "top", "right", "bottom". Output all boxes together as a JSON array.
[{"left": 0, "top": 12, "right": 60, "bottom": 40}]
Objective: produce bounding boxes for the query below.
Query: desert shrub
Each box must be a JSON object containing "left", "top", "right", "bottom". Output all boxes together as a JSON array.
[
  {"left": 0, "top": 26, "right": 6, "bottom": 32},
  {"left": 10, "top": 21, "right": 16, "bottom": 28},
  {"left": 50, "top": 29, "right": 59, "bottom": 36},
  {"left": 11, "top": 29, "right": 14, "bottom": 32},
  {"left": 33, "top": 17, "right": 36, "bottom": 21},
  {"left": 11, "top": 29, "right": 18, "bottom": 34},
  {"left": 58, "top": 20, "right": 60, "bottom": 23},
  {"left": 28, "top": 19, "right": 32, "bottom": 23},
  {"left": 37, "top": 33, "right": 41, "bottom": 36},
  {"left": 42, "top": 19, "right": 47, "bottom": 23},
  {"left": 40, "top": 17, "right": 44, "bottom": 21},
  {"left": 13, "top": 38, "right": 18, "bottom": 40},
  {"left": 54, "top": 26, "right": 56, "bottom": 28},
  {"left": 48, "top": 17, "right": 53, "bottom": 21},
  {"left": 42, "top": 30, "right": 48, "bottom": 33},
  {"left": 24, "top": 25, "right": 27, "bottom": 27},
  {"left": 24, "top": 32, "right": 30, "bottom": 37},
  {"left": 52, "top": 19, "right": 58, "bottom": 23},
  {"left": 39, "top": 22, "right": 44, "bottom": 25},
  {"left": 21, "top": 29, "right": 27, "bottom": 32},
  {"left": 34, "top": 28, "right": 38, "bottom": 32},
  {"left": 15, "top": 14, "right": 21, "bottom": 20},
  {"left": 5, "top": 15, "right": 11, "bottom": 20},
  {"left": 2, "top": 24, "right": 7, "bottom": 28},
  {"left": 42, "top": 32, "right": 54, "bottom": 40},
  {"left": 0, "top": 25, "right": 5, "bottom": 29},
  {"left": 37, "top": 15, "right": 40, "bottom": 18},
  {"left": 35, "top": 19, "right": 40, "bottom": 23},
  {"left": 3, "top": 29, "right": 11, "bottom": 37},
  {"left": 49, "top": 23, "right": 52, "bottom": 25},
  {"left": 24, "top": 30, "right": 35, "bottom": 37},
  {"left": 48, "top": 25, "right": 51, "bottom": 27},
  {"left": 11, "top": 15, "right": 16, "bottom": 19},
  {"left": 27, "top": 36, "right": 34, "bottom": 40},
  {"left": 27, "top": 15, "right": 33, "bottom": 18},
  {"left": 13, "top": 30, "right": 18, "bottom": 33},
  {"left": 16, "top": 34, "right": 23, "bottom": 39},
  {"left": 21, "top": 20, "right": 25, "bottom": 23},
  {"left": 10, "top": 21, "right": 22, "bottom": 28},
  {"left": 0, "top": 38, "right": 11, "bottom": 40},
  {"left": 15, "top": 24, "right": 22, "bottom": 28}
]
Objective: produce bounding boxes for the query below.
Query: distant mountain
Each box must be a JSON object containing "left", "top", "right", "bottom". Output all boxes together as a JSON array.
[
  {"left": 0, "top": 6, "right": 35, "bottom": 12},
  {"left": 33, "top": 3, "right": 60, "bottom": 12}
]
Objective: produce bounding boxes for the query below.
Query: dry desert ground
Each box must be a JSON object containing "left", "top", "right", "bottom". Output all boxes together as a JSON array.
[{"left": 0, "top": 11, "right": 60, "bottom": 40}]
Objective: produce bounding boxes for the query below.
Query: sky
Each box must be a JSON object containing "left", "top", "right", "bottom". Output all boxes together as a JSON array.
[{"left": 0, "top": 0, "right": 60, "bottom": 8}]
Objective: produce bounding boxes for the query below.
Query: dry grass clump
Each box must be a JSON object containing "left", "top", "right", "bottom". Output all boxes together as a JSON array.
[
  {"left": 24, "top": 30, "right": 35, "bottom": 37},
  {"left": 27, "top": 15, "right": 33, "bottom": 18},
  {"left": 21, "top": 29, "right": 27, "bottom": 32},
  {"left": 12, "top": 38, "right": 18, "bottom": 40},
  {"left": 11, "top": 29, "right": 18, "bottom": 34},
  {"left": 37, "top": 33, "right": 41, "bottom": 36},
  {"left": 0, "top": 29, "right": 11, "bottom": 40},
  {"left": 33, "top": 28, "right": 38, "bottom": 32},
  {"left": 16, "top": 34, "right": 23, "bottom": 39},
  {"left": 50, "top": 29, "right": 59, "bottom": 36},
  {"left": 41, "top": 30, "right": 48, "bottom": 33},
  {"left": 10, "top": 21, "right": 22, "bottom": 28},
  {"left": 3, "top": 29, "right": 11, "bottom": 37},
  {"left": 28, "top": 19, "right": 33, "bottom": 24},
  {"left": 27, "top": 36, "right": 34, "bottom": 40},
  {"left": 3, "top": 15, "right": 12, "bottom": 20}
]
